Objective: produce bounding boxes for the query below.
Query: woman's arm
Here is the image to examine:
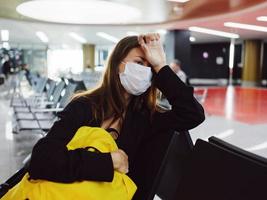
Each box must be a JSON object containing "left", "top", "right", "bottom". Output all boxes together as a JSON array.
[
  {"left": 153, "top": 66, "right": 205, "bottom": 131},
  {"left": 28, "top": 98, "right": 114, "bottom": 183},
  {"left": 138, "top": 33, "right": 204, "bottom": 132}
]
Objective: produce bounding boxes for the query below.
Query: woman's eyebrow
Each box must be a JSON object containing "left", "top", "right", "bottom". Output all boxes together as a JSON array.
[{"left": 135, "top": 56, "right": 146, "bottom": 61}]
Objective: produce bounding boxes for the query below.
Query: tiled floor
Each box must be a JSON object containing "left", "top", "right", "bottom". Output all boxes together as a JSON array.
[
  {"left": 0, "top": 84, "right": 267, "bottom": 183},
  {"left": 191, "top": 86, "right": 267, "bottom": 158},
  {"left": 0, "top": 85, "right": 42, "bottom": 182},
  {"left": 203, "top": 86, "right": 267, "bottom": 124}
]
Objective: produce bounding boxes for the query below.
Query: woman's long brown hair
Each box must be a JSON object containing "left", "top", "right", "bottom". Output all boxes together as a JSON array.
[{"left": 73, "top": 36, "right": 158, "bottom": 125}]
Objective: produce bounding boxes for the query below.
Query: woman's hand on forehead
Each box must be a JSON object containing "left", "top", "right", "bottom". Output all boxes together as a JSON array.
[
  {"left": 138, "top": 33, "right": 166, "bottom": 73},
  {"left": 139, "top": 33, "right": 160, "bottom": 43}
]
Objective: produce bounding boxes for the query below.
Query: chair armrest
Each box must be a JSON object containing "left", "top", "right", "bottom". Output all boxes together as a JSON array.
[{"left": 32, "top": 108, "right": 64, "bottom": 113}]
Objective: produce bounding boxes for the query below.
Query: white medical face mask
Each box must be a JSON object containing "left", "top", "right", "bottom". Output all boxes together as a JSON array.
[{"left": 119, "top": 62, "right": 152, "bottom": 96}]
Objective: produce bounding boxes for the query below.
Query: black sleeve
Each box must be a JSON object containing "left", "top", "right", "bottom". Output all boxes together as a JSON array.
[
  {"left": 28, "top": 98, "right": 114, "bottom": 183},
  {"left": 152, "top": 65, "right": 205, "bottom": 132}
]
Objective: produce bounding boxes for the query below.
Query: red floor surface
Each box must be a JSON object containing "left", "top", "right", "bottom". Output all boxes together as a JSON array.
[{"left": 200, "top": 86, "right": 267, "bottom": 124}]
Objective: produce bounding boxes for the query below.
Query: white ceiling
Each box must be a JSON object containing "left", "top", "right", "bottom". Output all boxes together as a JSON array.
[
  {"left": 0, "top": 18, "right": 160, "bottom": 48},
  {"left": 1, "top": 0, "right": 267, "bottom": 49}
]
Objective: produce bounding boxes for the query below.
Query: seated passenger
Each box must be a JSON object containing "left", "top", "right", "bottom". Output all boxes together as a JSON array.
[
  {"left": 28, "top": 33, "right": 205, "bottom": 199},
  {"left": 170, "top": 58, "right": 187, "bottom": 83}
]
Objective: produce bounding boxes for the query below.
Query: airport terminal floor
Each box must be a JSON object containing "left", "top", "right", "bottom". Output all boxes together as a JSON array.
[
  {"left": 0, "top": 83, "right": 43, "bottom": 183},
  {"left": 191, "top": 86, "right": 267, "bottom": 157},
  {"left": 1, "top": 81, "right": 267, "bottom": 183}
]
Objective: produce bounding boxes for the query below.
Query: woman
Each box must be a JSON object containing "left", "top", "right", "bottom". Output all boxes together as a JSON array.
[{"left": 28, "top": 33, "right": 205, "bottom": 199}]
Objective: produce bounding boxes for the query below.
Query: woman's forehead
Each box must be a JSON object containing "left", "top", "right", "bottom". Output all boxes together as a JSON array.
[{"left": 126, "top": 47, "right": 145, "bottom": 58}]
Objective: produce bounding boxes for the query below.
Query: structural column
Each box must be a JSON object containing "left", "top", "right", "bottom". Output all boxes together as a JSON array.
[
  {"left": 242, "top": 40, "right": 262, "bottom": 86},
  {"left": 82, "top": 44, "right": 95, "bottom": 70},
  {"left": 164, "top": 30, "right": 191, "bottom": 75}
]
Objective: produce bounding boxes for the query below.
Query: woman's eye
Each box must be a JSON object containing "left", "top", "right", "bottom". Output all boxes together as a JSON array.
[{"left": 136, "top": 61, "right": 143, "bottom": 65}]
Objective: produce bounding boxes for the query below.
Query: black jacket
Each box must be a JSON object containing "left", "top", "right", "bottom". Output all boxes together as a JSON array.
[{"left": 29, "top": 66, "right": 205, "bottom": 199}]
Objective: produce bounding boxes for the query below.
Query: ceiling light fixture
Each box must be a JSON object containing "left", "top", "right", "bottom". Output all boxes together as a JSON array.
[
  {"left": 2, "top": 42, "right": 10, "bottom": 49},
  {"left": 36, "top": 31, "right": 49, "bottom": 43},
  {"left": 69, "top": 32, "right": 87, "bottom": 43},
  {"left": 1, "top": 30, "right": 9, "bottom": 41},
  {"left": 96, "top": 32, "right": 119, "bottom": 43},
  {"left": 189, "top": 26, "right": 239, "bottom": 38},
  {"left": 224, "top": 22, "right": 267, "bottom": 32},
  {"left": 168, "top": 0, "right": 190, "bottom": 3},
  {"left": 16, "top": 0, "right": 141, "bottom": 24},
  {"left": 256, "top": 16, "right": 267, "bottom": 22}
]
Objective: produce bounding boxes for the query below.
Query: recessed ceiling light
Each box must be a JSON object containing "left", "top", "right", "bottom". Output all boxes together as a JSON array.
[
  {"left": 224, "top": 22, "right": 267, "bottom": 32},
  {"left": 168, "top": 0, "right": 190, "bottom": 3},
  {"left": 2, "top": 42, "right": 10, "bottom": 49},
  {"left": 256, "top": 16, "right": 267, "bottom": 22},
  {"left": 16, "top": 0, "right": 141, "bottom": 24},
  {"left": 189, "top": 36, "right": 196, "bottom": 42},
  {"left": 1, "top": 30, "right": 9, "bottom": 41},
  {"left": 189, "top": 26, "right": 239, "bottom": 38},
  {"left": 69, "top": 32, "right": 87, "bottom": 43},
  {"left": 96, "top": 32, "right": 119, "bottom": 43},
  {"left": 36, "top": 31, "right": 49, "bottom": 43},
  {"left": 173, "top": 6, "right": 183, "bottom": 13}
]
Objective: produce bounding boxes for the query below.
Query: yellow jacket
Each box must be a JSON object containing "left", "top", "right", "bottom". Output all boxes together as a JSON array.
[{"left": 1, "top": 126, "right": 137, "bottom": 200}]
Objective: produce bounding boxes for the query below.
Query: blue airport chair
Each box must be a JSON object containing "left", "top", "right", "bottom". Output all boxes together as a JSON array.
[
  {"left": 10, "top": 76, "right": 48, "bottom": 108},
  {"left": 14, "top": 82, "right": 79, "bottom": 134}
]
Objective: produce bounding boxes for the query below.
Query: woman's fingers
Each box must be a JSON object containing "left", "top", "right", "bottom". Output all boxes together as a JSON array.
[
  {"left": 138, "top": 35, "right": 149, "bottom": 54},
  {"left": 155, "top": 33, "right": 160, "bottom": 41},
  {"left": 118, "top": 149, "right": 129, "bottom": 173},
  {"left": 111, "top": 149, "right": 129, "bottom": 174},
  {"left": 118, "top": 149, "right": 128, "bottom": 160},
  {"left": 144, "top": 33, "right": 160, "bottom": 43},
  {"left": 138, "top": 33, "right": 160, "bottom": 46},
  {"left": 138, "top": 33, "right": 166, "bottom": 72},
  {"left": 138, "top": 35, "right": 144, "bottom": 44},
  {"left": 138, "top": 35, "right": 145, "bottom": 46}
]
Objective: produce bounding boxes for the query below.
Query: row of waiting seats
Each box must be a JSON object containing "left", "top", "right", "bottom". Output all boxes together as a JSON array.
[{"left": 10, "top": 75, "right": 87, "bottom": 135}]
